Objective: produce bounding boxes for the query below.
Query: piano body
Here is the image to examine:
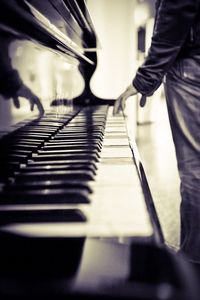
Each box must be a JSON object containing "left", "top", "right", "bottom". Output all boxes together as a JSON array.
[{"left": 0, "top": 1, "right": 198, "bottom": 299}]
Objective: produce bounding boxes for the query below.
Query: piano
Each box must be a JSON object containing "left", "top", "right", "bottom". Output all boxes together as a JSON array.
[{"left": 0, "top": 1, "right": 198, "bottom": 299}]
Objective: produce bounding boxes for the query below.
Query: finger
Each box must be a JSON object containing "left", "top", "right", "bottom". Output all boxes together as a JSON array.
[
  {"left": 36, "top": 99, "right": 44, "bottom": 116},
  {"left": 33, "top": 96, "right": 45, "bottom": 116},
  {"left": 113, "top": 98, "right": 122, "bottom": 115},
  {"left": 121, "top": 96, "right": 126, "bottom": 111},
  {"left": 30, "top": 101, "right": 34, "bottom": 111},
  {"left": 12, "top": 96, "right": 20, "bottom": 109},
  {"left": 139, "top": 95, "right": 147, "bottom": 107},
  {"left": 29, "top": 96, "right": 44, "bottom": 116}
]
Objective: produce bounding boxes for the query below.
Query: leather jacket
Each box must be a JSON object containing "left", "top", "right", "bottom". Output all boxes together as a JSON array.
[{"left": 132, "top": 0, "right": 200, "bottom": 96}]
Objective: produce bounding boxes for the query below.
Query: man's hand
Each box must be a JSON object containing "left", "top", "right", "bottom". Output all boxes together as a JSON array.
[
  {"left": 12, "top": 84, "right": 44, "bottom": 117},
  {"left": 113, "top": 84, "right": 138, "bottom": 115}
]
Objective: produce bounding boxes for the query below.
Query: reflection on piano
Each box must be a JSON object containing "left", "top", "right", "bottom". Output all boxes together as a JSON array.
[{"left": 0, "top": 0, "right": 199, "bottom": 299}]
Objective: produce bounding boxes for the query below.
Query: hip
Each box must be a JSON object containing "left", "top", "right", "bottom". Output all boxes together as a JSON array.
[{"left": 167, "top": 56, "right": 200, "bottom": 88}]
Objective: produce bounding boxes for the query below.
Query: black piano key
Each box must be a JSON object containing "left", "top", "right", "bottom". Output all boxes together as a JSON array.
[
  {"left": 9, "top": 135, "right": 48, "bottom": 141},
  {"left": 46, "top": 110, "right": 77, "bottom": 114},
  {"left": 36, "top": 117, "right": 68, "bottom": 122},
  {"left": 4, "top": 179, "right": 93, "bottom": 193},
  {"left": 46, "top": 140, "right": 102, "bottom": 149},
  {"left": 58, "top": 131, "right": 105, "bottom": 140},
  {"left": 74, "top": 118, "right": 105, "bottom": 121},
  {"left": 47, "top": 136, "right": 100, "bottom": 141},
  {"left": 0, "top": 154, "right": 28, "bottom": 163},
  {"left": 52, "top": 134, "right": 103, "bottom": 142},
  {"left": 17, "top": 128, "right": 56, "bottom": 133},
  {"left": 0, "top": 148, "right": 32, "bottom": 155},
  {"left": 18, "top": 163, "right": 96, "bottom": 175},
  {"left": 26, "top": 159, "right": 97, "bottom": 169},
  {"left": 31, "top": 119, "right": 66, "bottom": 124},
  {"left": 36, "top": 149, "right": 100, "bottom": 158},
  {"left": 31, "top": 153, "right": 99, "bottom": 162},
  {"left": 29, "top": 122, "right": 66, "bottom": 127},
  {"left": 5, "top": 149, "right": 33, "bottom": 156},
  {"left": 41, "top": 144, "right": 100, "bottom": 151},
  {"left": 4, "top": 138, "right": 44, "bottom": 144},
  {"left": 59, "top": 130, "right": 105, "bottom": 137},
  {"left": 0, "top": 208, "right": 87, "bottom": 225},
  {"left": 18, "top": 131, "right": 52, "bottom": 136},
  {"left": 0, "top": 188, "right": 90, "bottom": 204},
  {"left": 7, "top": 144, "right": 39, "bottom": 151},
  {"left": 67, "top": 120, "right": 106, "bottom": 125},
  {"left": 55, "top": 131, "right": 103, "bottom": 135},
  {"left": 14, "top": 170, "right": 94, "bottom": 181},
  {"left": 20, "top": 123, "right": 59, "bottom": 128},
  {"left": 15, "top": 133, "right": 52, "bottom": 139},
  {"left": 71, "top": 123, "right": 106, "bottom": 127},
  {"left": 55, "top": 132, "right": 103, "bottom": 140},
  {"left": 15, "top": 141, "right": 42, "bottom": 146},
  {"left": 77, "top": 117, "right": 107, "bottom": 120},
  {"left": 39, "top": 116, "right": 78, "bottom": 123},
  {"left": 70, "top": 124, "right": 105, "bottom": 130}
]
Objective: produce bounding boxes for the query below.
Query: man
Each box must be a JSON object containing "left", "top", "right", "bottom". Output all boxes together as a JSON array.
[
  {"left": 0, "top": 32, "right": 44, "bottom": 116},
  {"left": 114, "top": 0, "right": 200, "bottom": 265}
]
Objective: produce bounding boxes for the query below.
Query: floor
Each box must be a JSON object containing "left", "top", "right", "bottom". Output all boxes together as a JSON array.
[{"left": 135, "top": 96, "right": 181, "bottom": 250}]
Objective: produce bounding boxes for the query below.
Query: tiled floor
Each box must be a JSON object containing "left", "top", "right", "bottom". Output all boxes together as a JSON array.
[{"left": 135, "top": 96, "right": 181, "bottom": 250}]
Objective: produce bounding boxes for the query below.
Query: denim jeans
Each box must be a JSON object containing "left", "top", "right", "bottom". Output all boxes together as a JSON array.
[{"left": 164, "top": 57, "right": 200, "bottom": 262}]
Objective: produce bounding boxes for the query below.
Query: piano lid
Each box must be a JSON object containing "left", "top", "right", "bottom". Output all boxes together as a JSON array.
[{"left": 0, "top": 0, "right": 99, "bottom": 64}]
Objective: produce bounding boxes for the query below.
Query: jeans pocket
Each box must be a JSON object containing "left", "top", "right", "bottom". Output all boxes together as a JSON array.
[{"left": 181, "top": 58, "right": 200, "bottom": 85}]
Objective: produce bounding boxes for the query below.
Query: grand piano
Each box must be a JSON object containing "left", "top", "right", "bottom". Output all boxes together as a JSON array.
[{"left": 0, "top": 1, "right": 198, "bottom": 299}]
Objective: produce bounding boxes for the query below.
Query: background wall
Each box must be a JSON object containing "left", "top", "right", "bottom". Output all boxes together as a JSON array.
[
  {"left": 0, "top": 0, "right": 154, "bottom": 135},
  {"left": 87, "top": 0, "right": 137, "bottom": 99}
]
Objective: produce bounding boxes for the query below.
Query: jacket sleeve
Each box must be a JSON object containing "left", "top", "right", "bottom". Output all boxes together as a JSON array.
[
  {"left": 132, "top": 0, "right": 200, "bottom": 96},
  {"left": 0, "top": 34, "right": 23, "bottom": 98}
]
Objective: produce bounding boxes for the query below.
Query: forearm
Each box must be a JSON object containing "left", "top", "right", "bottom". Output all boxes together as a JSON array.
[
  {"left": 133, "top": 39, "right": 181, "bottom": 96},
  {"left": 133, "top": 0, "right": 199, "bottom": 96}
]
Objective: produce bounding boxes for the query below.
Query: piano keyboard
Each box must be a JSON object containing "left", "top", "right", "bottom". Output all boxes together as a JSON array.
[
  {"left": 0, "top": 105, "right": 153, "bottom": 239},
  {"left": 0, "top": 106, "right": 194, "bottom": 300},
  {"left": 0, "top": 104, "right": 158, "bottom": 279}
]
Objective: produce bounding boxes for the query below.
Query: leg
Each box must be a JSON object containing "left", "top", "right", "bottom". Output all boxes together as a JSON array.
[{"left": 164, "top": 59, "right": 200, "bottom": 262}]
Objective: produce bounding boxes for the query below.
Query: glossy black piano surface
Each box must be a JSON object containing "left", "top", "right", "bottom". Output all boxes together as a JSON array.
[{"left": 0, "top": 1, "right": 199, "bottom": 299}]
